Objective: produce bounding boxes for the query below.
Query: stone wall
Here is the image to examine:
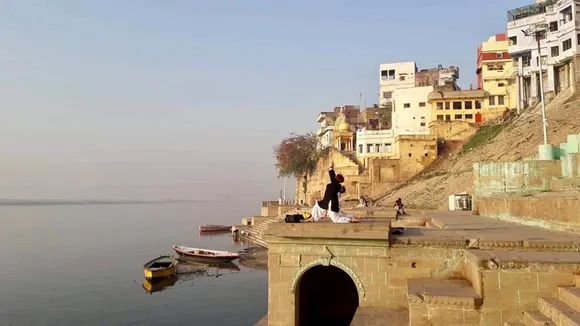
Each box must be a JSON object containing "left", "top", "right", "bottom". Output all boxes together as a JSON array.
[
  {"left": 475, "top": 196, "right": 580, "bottom": 233},
  {"left": 265, "top": 240, "right": 463, "bottom": 325},
  {"left": 429, "top": 120, "right": 479, "bottom": 142},
  {"left": 473, "top": 160, "right": 562, "bottom": 196}
]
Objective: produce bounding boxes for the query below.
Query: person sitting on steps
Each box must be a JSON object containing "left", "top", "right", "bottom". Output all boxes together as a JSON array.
[{"left": 395, "top": 198, "right": 407, "bottom": 215}]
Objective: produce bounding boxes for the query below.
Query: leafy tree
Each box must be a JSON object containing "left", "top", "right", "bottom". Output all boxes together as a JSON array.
[{"left": 273, "top": 133, "right": 321, "bottom": 200}]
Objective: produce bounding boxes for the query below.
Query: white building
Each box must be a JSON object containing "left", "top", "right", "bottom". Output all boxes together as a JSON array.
[
  {"left": 507, "top": 0, "right": 580, "bottom": 109},
  {"left": 316, "top": 112, "right": 336, "bottom": 149},
  {"left": 379, "top": 62, "right": 418, "bottom": 106},
  {"left": 392, "top": 86, "right": 434, "bottom": 136},
  {"left": 355, "top": 129, "right": 395, "bottom": 167}
]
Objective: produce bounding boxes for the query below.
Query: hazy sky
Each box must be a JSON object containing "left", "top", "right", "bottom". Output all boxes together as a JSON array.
[{"left": 0, "top": 0, "right": 529, "bottom": 201}]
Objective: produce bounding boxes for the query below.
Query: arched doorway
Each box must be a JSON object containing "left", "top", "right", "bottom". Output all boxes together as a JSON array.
[{"left": 296, "top": 265, "right": 359, "bottom": 326}]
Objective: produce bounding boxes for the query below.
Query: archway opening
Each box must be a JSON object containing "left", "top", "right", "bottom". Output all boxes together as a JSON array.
[{"left": 296, "top": 265, "right": 359, "bottom": 326}]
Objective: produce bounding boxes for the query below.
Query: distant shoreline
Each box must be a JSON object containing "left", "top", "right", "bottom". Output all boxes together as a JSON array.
[{"left": 0, "top": 199, "right": 210, "bottom": 206}]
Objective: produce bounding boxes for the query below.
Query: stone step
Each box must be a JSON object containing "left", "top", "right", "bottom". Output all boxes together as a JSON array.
[
  {"left": 523, "top": 310, "right": 556, "bottom": 326},
  {"left": 538, "top": 297, "right": 580, "bottom": 326},
  {"left": 559, "top": 287, "right": 580, "bottom": 312},
  {"left": 407, "top": 279, "right": 482, "bottom": 326},
  {"left": 504, "top": 323, "right": 525, "bottom": 326},
  {"left": 407, "top": 279, "right": 483, "bottom": 307}
]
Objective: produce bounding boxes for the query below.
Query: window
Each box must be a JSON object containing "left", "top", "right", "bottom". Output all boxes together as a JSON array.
[
  {"left": 404, "top": 103, "right": 411, "bottom": 108},
  {"left": 498, "top": 95, "right": 505, "bottom": 105},
  {"left": 420, "top": 122, "right": 426, "bottom": 127},
  {"left": 445, "top": 115, "right": 451, "bottom": 121},
  {"left": 375, "top": 144, "right": 381, "bottom": 152},
  {"left": 382, "top": 91, "right": 392, "bottom": 99},
  {"left": 381, "top": 70, "right": 396, "bottom": 80},
  {"left": 498, "top": 82, "right": 505, "bottom": 87},
  {"left": 509, "top": 36, "right": 517, "bottom": 45},
  {"left": 489, "top": 96, "right": 496, "bottom": 106},
  {"left": 436, "top": 102, "right": 444, "bottom": 110},
  {"left": 419, "top": 102, "right": 426, "bottom": 107},
  {"left": 358, "top": 144, "right": 363, "bottom": 153},
  {"left": 522, "top": 53, "right": 531, "bottom": 67},
  {"left": 367, "top": 144, "right": 373, "bottom": 153},
  {"left": 496, "top": 53, "right": 504, "bottom": 58},
  {"left": 437, "top": 115, "right": 444, "bottom": 121},
  {"left": 380, "top": 70, "right": 388, "bottom": 80},
  {"left": 550, "top": 21, "right": 558, "bottom": 32},
  {"left": 465, "top": 114, "right": 473, "bottom": 120},
  {"left": 453, "top": 101, "right": 462, "bottom": 110},
  {"left": 488, "top": 64, "right": 504, "bottom": 71},
  {"left": 385, "top": 143, "right": 392, "bottom": 152},
  {"left": 399, "top": 76, "right": 406, "bottom": 81},
  {"left": 475, "top": 101, "right": 481, "bottom": 109},
  {"left": 551, "top": 46, "right": 560, "bottom": 57},
  {"left": 465, "top": 101, "right": 473, "bottom": 110},
  {"left": 444, "top": 102, "right": 450, "bottom": 110},
  {"left": 578, "top": 34, "right": 580, "bottom": 45},
  {"left": 408, "top": 153, "right": 412, "bottom": 157},
  {"left": 454, "top": 114, "right": 463, "bottom": 120},
  {"left": 563, "top": 38, "right": 572, "bottom": 51},
  {"left": 424, "top": 153, "right": 428, "bottom": 157}
]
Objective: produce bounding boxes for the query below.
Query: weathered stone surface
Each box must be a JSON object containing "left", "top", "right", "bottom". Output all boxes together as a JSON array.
[
  {"left": 350, "top": 307, "right": 409, "bottom": 326},
  {"left": 407, "top": 279, "right": 482, "bottom": 308},
  {"left": 523, "top": 310, "right": 555, "bottom": 326}
]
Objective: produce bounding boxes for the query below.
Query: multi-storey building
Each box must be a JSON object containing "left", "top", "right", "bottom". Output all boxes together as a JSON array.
[
  {"left": 379, "top": 62, "right": 417, "bottom": 107},
  {"left": 392, "top": 86, "right": 434, "bottom": 136},
  {"left": 507, "top": 0, "right": 580, "bottom": 110},
  {"left": 316, "top": 105, "right": 360, "bottom": 149},
  {"left": 477, "top": 33, "right": 518, "bottom": 112}
]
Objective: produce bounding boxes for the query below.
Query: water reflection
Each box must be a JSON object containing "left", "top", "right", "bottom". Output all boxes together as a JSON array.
[{"left": 141, "top": 259, "right": 241, "bottom": 295}]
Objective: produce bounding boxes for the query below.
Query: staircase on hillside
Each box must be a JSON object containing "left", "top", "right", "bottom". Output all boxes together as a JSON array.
[{"left": 243, "top": 209, "right": 311, "bottom": 248}]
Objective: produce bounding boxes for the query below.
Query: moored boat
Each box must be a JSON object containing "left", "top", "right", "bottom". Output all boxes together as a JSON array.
[
  {"left": 199, "top": 224, "right": 232, "bottom": 233},
  {"left": 143, "top": 255, "right": 178, "bottom": 280},
  {"left": 172, "top": 245, "right": 240, "bottom": 262}
]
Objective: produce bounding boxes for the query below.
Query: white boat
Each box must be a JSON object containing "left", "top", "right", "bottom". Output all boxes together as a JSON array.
[{"left": 171, "top": 245, "right": 241, "bottom": 262}]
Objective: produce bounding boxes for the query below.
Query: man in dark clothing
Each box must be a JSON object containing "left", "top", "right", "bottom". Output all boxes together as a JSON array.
[{"left": 311, "top": 162, "right": 344, "bottom": 221}]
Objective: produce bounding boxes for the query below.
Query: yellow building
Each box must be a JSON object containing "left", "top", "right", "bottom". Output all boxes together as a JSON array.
[
  {"left": 477, "top": 33, "right": 517, "bottom": 114},
  {"left": 333, "top": 110, "right": 354, "bottom": 151},
  {"left": 428, "top": 89, "right": 499, "bottom": 123}
]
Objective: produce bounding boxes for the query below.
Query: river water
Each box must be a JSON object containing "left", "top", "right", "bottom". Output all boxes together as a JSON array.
[{"left": 0, "top": 202, "right": 267, "bottom": 326}]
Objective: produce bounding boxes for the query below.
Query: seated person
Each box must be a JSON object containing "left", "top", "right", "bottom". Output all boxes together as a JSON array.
[{"left": 394, "top": 198, "right": 407, "bottom": 215}]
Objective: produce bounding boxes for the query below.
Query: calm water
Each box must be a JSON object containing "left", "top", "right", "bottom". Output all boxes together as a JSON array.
[{"left": 0, "top": 202, "right": 267, "bottom": 326}]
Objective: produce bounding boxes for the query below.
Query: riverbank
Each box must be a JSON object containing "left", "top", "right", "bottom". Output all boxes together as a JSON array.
[{"left": 239, "top": 246, "right": 268, "bottom": 271}]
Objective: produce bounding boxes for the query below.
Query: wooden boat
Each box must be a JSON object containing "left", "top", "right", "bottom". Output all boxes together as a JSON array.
[
  {"left": 143, "top": 255, "right": 178, "bottom": 280},
  {"left": 172, "top": 245, "right": 240, "bottom": 262},
  {"left": 199, "top": 224, "right": 232, "bottom": 233}
]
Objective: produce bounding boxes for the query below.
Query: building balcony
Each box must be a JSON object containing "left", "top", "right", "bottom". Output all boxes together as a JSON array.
[{"left": 507, "top": 0, "right": 555, "bottom": 23}]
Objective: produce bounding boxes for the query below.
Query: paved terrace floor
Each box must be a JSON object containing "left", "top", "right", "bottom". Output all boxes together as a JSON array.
[{"left": 293, "top": 210, "right": 580, "bottom": 249}]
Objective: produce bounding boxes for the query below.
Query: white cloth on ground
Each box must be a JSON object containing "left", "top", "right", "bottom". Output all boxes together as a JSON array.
[
  {"left": 328, "top": 200, "right": 354, "bottom": 224},
  {"left": 311, "top": 202, "right": 326, "bottom": 222}
]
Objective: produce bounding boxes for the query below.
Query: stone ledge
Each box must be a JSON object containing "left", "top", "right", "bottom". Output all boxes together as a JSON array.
[
  {"left": 465, "top": 250, "right": 580, "bottom": 272},
  {"left": 264, "top": 220, "right": 391, "bottom": 240},
  {"left": 350, "top": 307, "right": 409, "bottom": 326},
  {"left": 407, "top": 279, "right": 482, "bottom": 308}
]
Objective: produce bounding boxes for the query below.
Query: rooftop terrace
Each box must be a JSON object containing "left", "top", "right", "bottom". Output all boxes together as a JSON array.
[{"left": 507, "top": 0, "right": 556, "bottom": 22}]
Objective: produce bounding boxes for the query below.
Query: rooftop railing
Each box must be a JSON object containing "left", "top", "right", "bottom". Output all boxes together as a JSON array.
[{"left": 507, "top": 0, "right": 556, "bottom": 22}]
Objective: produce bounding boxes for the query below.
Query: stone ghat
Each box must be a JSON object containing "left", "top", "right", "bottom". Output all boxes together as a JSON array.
[{"left": 261, "top": 210, "right": 580, "bottom": 326}]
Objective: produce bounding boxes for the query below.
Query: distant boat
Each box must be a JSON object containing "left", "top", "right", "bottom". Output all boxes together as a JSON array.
[
  {"left": 143, "top": 256, "right": 178, "bottom": 280},
  {"left": 172, "top": 245, "right": 240, "bottom": 262},
  {"left": 199, "top": 225, "right": 232, "bottom": 233}
]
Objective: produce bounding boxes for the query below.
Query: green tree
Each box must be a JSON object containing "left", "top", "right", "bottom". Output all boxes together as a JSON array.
[{"left": 273, "top": 133, "right": 321, "bottom": 200}]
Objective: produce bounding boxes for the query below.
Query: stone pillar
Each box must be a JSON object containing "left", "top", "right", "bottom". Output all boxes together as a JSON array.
[
  {"left": 570, "top": 59, "right": 576, "bottom": 92},
  {"left": 516, "top": 73, "right": 522, "bottom": 114},
  {"left": 531, "top": 71, "right": 538, "bottom": 101}
]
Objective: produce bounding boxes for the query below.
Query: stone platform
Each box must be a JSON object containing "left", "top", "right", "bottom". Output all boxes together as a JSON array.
[{"left": 261, "top": 210, "right": 580, "bottom": 326}]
